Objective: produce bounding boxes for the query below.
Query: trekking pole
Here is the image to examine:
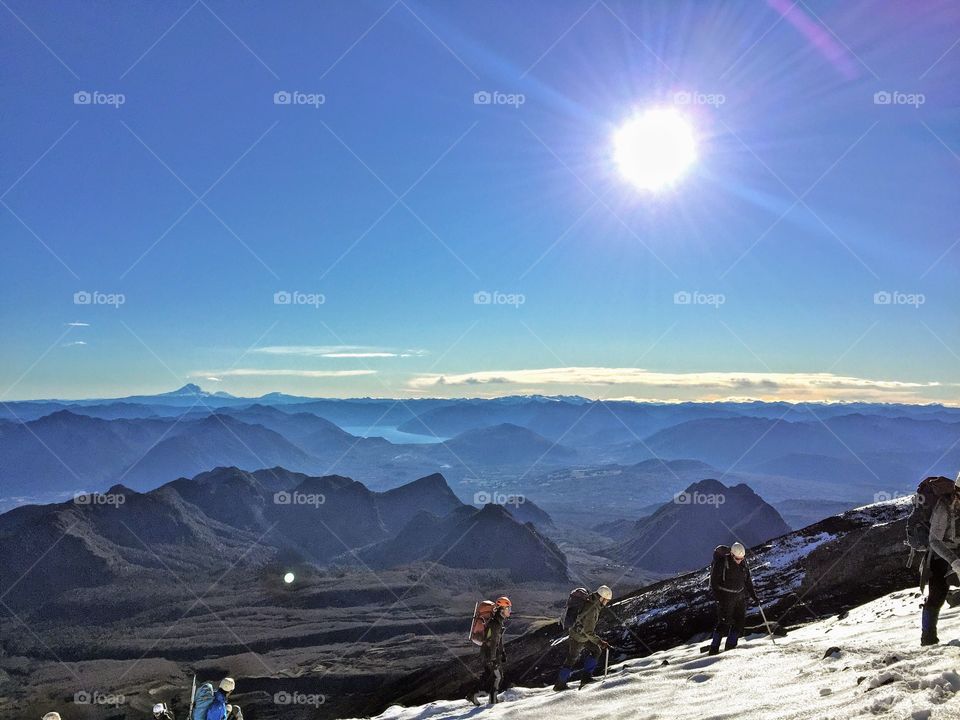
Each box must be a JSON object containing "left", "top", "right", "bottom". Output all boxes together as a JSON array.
[
  {"left": 602, "top": 647, "right": 610, "bottom": 684},
  {"left": 757, "top": 604, "right": 777, "bottom": 645},
  {"left": 187, "top": 674, "right": 196, "bottom": 720}
]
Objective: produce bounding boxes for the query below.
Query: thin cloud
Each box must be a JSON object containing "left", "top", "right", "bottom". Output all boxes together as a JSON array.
[
  {"left": 253, "top": 345, "right": 427, "bottom": 358},
  {"left": 192, "top": 369, "right": 376, "bottom": 378},
  {"left": 66, "top": 322, "right": 90, "bottom": 327},
  {"left": 205, "top": 376, "right": 222, "bottom": 382},
  {"left": 63, "top": 340, "right": 87, "bottom": 347}
]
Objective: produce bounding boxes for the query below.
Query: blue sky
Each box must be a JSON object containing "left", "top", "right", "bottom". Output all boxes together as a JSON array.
[{"left": 2, "top": 0, "right": 958, "bottom": 403}]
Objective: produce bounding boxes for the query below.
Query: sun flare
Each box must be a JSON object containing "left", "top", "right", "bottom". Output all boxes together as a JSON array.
[{"left": 613, "top": 108, "right": 697, "bottom": 191}]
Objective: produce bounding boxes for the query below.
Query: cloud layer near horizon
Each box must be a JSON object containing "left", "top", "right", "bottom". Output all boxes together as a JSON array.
[{"left": 405, "top": 367, "right": 949, "bottom": 402}]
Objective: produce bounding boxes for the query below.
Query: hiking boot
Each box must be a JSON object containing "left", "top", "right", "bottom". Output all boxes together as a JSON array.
[
  {"left": 946, "top": 590, "right": 960, "bottom": 608},
  {"left": 708, "top": 629, "right": 722, "bottom": 656},
  {"left": 488, "top": 692, "right": 498, "bottom": 705},
  {"left": 579, "top": 674, "right": 597, "bottom": 689},
  {"left": 707, "top": 647, "right": 720, "bottom": 656},
  {"left": 922, "top": 607, "right": 940, "bottom": 647},
  {"left": 466, "top": 692, "right": 480, "bottom": 706},
  {"left": 553, "top": 681, "right": 569, "bottom": 692}
]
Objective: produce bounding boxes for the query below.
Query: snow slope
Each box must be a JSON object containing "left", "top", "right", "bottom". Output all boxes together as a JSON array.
[{"left": 359, "top": 590, "right": 960, "bottom": 720}]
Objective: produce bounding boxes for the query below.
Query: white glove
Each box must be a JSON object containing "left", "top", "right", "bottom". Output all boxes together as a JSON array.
[{"left": 951, "top": 559, "right": 960, "bottom": 576}]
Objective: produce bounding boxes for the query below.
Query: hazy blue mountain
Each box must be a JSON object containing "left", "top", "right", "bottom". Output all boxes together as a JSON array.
[
  {"left": 0, "top": 410, "right": 174, "bottom": 494},
  {"left": 374, "top": 472, "right": 465, "bottom": 533},
  {"left": 119, "top": 414, "right": 321, "bottom": 489},
  {"left": 437, "top": 423, "right": 577, "bottom": 465},
  {"left": 397, "top": 399, "right": 743, "bottom": 445},
  {"left": 610, "top": 479, "right": 792, "bottom": 572},
  {"left": 358, "top": 503, "right": 568, "bottom": 581},
  {"left": 396, "top": 397, "right": 582, "bottom": 437},
  {"left": 639, "top": 415, "right": 960, "bottom": 468},
  {"left": 217, "top": 404, "right": 358, "bottom": 452}
]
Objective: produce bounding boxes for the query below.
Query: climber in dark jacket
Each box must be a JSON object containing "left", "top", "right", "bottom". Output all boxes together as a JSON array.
[
  {"left": 554, "top": 585, "right": 612, "bottom": 691},
  {"left": 921, "top": 483, "right": 960, "bottom": 645},
  {"left": 709, "top": 542, "right": 758, "bottom": 655},
  {"left": 468, "top": 596, "right": 511, "bottom": 705}
]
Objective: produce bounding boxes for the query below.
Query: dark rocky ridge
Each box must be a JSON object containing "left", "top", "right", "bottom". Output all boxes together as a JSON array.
[{"left": 0, "top": 467, "right": 566, "bottom": 614}]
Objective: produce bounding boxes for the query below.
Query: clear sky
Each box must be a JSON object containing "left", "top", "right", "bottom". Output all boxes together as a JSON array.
[{"left": 2, "top": 0, "right": 958, "bottom": 403}]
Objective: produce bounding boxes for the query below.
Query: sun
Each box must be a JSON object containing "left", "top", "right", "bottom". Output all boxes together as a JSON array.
[{"left": 613, "top": 108, "right": 697, "bottom": 191}]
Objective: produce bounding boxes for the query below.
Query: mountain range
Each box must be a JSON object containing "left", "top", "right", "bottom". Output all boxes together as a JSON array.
[
  {"left": 0, "top": 467, "right": 566, "bottom": 615},
  {"left": 4, "top": 386, "right": 957, "bottom": 518}
]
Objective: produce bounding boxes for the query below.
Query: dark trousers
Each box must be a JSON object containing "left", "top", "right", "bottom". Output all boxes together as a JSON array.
[
  {"left": 478, "top": 648, "right": 503, "bottom": 696},
  {"left": 925, "top": 555, "right": 957, "bottom": 612},
  {"left": 714, "top": 593, "right": 746, "bottom": 642}
]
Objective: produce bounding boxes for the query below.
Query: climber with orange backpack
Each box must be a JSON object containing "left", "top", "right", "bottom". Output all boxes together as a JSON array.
[{"left": 467, "top": 596, "right": 511, "bottom": 706}]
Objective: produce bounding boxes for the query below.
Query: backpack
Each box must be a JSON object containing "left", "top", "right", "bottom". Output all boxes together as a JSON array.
[
  {"left": 710, "top": 545, "right": 732, "bottom": 583},
  {"left": 906, "top": 476, "right": 955, "bottom": 551},
  {"left": 192, "top": 682, "right": 216, "bottom": 720},
  {"left": 560, "top": 587, "right": 590, "bottom": 630},
  {"left": 469, "top": 600, "right": 496, "bottom": 645}
]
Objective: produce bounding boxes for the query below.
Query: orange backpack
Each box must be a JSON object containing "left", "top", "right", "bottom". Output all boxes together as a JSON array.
[{"left": 469, "top": 600, "right": 496, "bottom": 645}]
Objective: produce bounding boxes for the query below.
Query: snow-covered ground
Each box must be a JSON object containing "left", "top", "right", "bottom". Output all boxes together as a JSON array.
[{"left": 358, "top": 590, "right": 960, "bottom": 720}]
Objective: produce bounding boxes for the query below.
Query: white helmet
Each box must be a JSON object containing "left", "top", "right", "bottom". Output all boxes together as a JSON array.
[
  {"left": 153, "top": 702, "right": 168, "bottom": 715},
  {"left": 597, "top": 585, "right": 613, "bottom": 600},
  {"left": 42, "top": 714, "right": 62, "bottom": 720},
  {"left": 731, "top": 542, "right": 746, "bottom": 559},
  {"left": 219, "top": 677, "right": 236, "bottom": 692}
]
